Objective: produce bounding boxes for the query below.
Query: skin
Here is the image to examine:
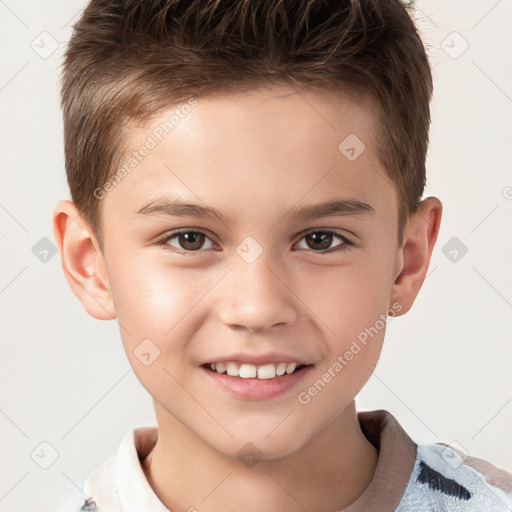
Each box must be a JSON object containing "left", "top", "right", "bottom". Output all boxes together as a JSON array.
[{"left": 53, "top": 85, "right": 442, "bottom": 512}]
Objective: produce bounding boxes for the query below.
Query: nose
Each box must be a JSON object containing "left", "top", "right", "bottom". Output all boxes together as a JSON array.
[{"left": 217, "top": 250, "right": 298, "bottom": 333}]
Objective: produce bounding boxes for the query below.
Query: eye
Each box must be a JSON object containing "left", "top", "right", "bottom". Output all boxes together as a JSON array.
[
  {"left": 294, "top": 229, "right": 352, "bottom": 253},
  {"left": 157, "top": 230, "right": 215, "bottom": 252},
  {"left": 156, "top": 228, "right": 353, "bottom": 255}
]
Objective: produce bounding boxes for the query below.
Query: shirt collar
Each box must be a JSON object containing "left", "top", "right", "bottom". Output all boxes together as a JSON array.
[
  {"left": 104, "top": 409, "right": 416, "bottom": 511},
  {"left": 344, "top": 409, "right": 417, "bottom": 511},
  {"left": 116, "top": 426, "right": 170, "bottom": 512}
]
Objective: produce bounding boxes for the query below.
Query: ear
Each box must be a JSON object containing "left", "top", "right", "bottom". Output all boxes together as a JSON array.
[
  {"left": 390, "top": 197, "right": 442, "bottom": 316},
  {"left": 52, "top": 200, "right": 116, "bottom": 320}
]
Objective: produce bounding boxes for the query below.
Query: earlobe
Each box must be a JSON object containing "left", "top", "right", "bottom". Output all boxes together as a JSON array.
[
  {"left": 390, "top": 197, "right": 442, "bottom": 315},
  {"left": 52, "top": 200, "right": 116, "bottom": 321}
]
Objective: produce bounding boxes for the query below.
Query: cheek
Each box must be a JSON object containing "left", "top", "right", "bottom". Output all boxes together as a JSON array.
[
  {"left": 106, "top": 257, "right": 216, "bottom": 382},
  {"left": 109, "top": 253, "right": 208, "bottom": 333},
  {"left": 296, "top": 267, "right": 391, "bottom": 417},
  {"left": 106, "top": 255, "right": 213, "bottom": 389},
  {"left": 305, "top": 260, "right": 394, "bottom": 341}
]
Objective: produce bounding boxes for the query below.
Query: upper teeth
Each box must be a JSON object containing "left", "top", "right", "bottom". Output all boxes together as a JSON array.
[{"left": 209, "top": 362, "right": 299, "bottom": 379}]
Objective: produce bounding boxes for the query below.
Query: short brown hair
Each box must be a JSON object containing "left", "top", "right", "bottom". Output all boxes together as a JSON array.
[{"left": 61, "top": 0, "right": 432, "bottom": 245}]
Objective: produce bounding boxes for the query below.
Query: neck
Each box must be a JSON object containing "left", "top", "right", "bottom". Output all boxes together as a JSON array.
[{"left": 142, "top": 401, "right": 378, "bottom": 512}]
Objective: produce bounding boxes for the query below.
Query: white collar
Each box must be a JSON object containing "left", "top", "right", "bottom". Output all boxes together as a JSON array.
[
  {"left": 83, "top": 410, "right": 418, "bottom": 512},
  {"left": 84, "top": 426, "right": 169, "bottom": 512}
]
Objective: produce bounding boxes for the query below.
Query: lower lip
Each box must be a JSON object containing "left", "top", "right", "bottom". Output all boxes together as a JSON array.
[{"left": 200, "top": 365, "right": 313, "bottom": 400}]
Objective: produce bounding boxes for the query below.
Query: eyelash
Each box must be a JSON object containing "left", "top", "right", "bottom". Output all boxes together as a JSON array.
[{"left": 155, "top": 229, "right": 354, "bottom": 255}]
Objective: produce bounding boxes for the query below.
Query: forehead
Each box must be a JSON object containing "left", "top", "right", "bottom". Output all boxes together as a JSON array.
[{"left": 103, "top": 85, "right": 395, "bottom": 227}]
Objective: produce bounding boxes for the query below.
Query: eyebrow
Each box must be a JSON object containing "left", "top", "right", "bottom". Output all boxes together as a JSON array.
[{"left": 136, "top": 196, "right": 374, "bottom": 224}]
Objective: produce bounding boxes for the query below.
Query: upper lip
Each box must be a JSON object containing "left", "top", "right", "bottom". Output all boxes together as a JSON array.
[{"left": 202, "top": 352, "right": 314, "bottom": 366}]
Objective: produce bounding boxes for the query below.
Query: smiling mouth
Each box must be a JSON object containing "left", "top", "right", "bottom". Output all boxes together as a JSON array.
[{"left": 202, "top": 361, "right": 312, "bottom": 380}]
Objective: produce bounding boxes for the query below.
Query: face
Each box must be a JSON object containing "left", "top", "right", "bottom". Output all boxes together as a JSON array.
[{"left": 99, "top": 85, "right": 403, "bottom": 459}]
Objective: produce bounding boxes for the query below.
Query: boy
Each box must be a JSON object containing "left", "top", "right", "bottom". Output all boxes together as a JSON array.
[{"left": 53, "top": 0, "right": 512, "bottom": 510}]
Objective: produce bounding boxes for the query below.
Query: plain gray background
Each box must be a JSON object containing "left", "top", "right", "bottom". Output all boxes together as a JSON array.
[{"left": 1, "top": 1, "right": 511, "bottom": 510}]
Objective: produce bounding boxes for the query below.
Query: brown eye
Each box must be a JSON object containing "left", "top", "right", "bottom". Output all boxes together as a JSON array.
[
  {"left": 295, "top": 230, "right": 350, "bottom": 252},
  {"left": 158, "top": 229, "right": 352, "bottom": 255},
  {"left": 163, "top": 231, "right": 214, "bottom": 252}
]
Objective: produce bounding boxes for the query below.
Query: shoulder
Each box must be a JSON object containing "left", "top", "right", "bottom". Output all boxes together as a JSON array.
[{"left": 397, "top": 442, "right": 512, "bottom": 511}]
